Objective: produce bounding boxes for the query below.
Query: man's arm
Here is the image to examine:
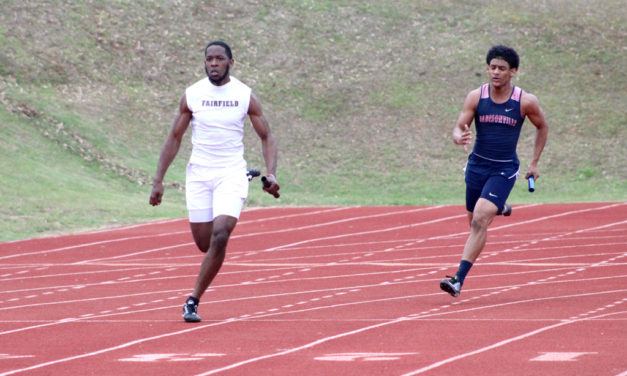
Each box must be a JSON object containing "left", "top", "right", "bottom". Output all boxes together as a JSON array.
[
  {"left": 248, "top": 92, "right": 279, "bottom": 197},
  {"left": 521, "top": 93, "right": 549, "bottom": 180},
  {"left": 149, "top": 93, "right": 192, "bottom": 206},
  {"left": 452, "top": 89, "right": 480, "bottom": 152}
]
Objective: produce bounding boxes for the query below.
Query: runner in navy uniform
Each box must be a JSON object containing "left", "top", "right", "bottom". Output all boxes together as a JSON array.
[{"left": 440, "top": 45, "right": 549, "bottom": 297}]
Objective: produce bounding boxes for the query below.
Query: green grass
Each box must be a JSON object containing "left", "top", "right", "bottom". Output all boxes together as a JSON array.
[
  {"left": 0, "top": 105, "right": 187, "bottom": 239},
  {"left": 0, "top": 0, "right": 625, "bottom": 241}
]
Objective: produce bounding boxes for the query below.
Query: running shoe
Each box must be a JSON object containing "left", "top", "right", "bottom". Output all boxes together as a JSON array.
[
  {"left": 502, "top": 202, "right": 512, "bottom": 217},
  {"left": 182, "top": 298, "right": 201, "bottom": 322},
  {"left": 440, "top": 275, "right": 461, "bottom": 297}
]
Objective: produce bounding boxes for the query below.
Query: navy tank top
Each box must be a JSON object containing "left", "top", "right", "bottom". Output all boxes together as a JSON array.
[{"left": 472, "top": 84, "right": 525, "bottom": 162}]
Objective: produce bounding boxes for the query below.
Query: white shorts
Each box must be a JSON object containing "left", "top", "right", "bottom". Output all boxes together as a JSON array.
[{"left": 185, "top": 163, "right": 248, "bottom": 223}]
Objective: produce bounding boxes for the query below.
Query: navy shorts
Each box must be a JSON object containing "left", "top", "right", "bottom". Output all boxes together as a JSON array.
[{"left": 465, "top": 154, "right": 519, "bottom": 213}]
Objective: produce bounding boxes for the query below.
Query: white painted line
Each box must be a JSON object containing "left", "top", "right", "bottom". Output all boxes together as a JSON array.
[
  {"left": 409, "top": 309, "right": 625, "bottom": 376},
  {"left": 530, "top": 352, "right": 597, "bottom": 361}
]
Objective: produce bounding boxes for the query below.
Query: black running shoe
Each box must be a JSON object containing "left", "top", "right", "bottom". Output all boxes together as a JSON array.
[
  {"left": 182, "top": 298, "right": 201, "bottom": 322},
  {"left": 440, "top": 275, "right": 461, "bottom": 297},
  {"left": 502, "top": 202, "right": 512, "bottom": 217}
]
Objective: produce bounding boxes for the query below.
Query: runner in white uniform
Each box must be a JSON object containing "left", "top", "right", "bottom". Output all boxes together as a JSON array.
[
  {"left": 149, "top": 41, "right": 279, "bottom": 322},
  {"left": 185, "top": 75, "right": 252, "bottom": 222}
]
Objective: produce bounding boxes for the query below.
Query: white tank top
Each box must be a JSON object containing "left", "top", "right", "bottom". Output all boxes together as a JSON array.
[{"left": 185, "top": 77, "right": 252, "bottom": 169}]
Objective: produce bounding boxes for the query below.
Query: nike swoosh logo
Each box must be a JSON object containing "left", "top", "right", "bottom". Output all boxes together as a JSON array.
[
  {"left": 489, "top": 193, "right": 498, "bottom": 198},
  {"left": 505, "top": 108, "right": 513, "bottom": 112}
]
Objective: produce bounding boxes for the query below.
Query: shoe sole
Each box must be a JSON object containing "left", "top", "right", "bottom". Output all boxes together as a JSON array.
[
  {"left": 183, "top": 314, "right": 201, "bottom": 323},
  {"left": 440, "top": 279, "right": 460, "bottom": 297}
]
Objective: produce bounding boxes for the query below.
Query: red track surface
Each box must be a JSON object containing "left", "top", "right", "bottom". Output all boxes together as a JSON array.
[{"left": 1, "top": 203, "right": 626, "bottom": 375}]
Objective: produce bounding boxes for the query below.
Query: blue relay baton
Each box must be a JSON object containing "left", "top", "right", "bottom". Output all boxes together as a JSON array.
[{"left": 528, "top": 175, "right": 535, "bottom": 192}]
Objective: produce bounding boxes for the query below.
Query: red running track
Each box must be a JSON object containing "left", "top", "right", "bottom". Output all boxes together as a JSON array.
[{"left": 1, "top": 203, "right": 626, "bottom": 376}]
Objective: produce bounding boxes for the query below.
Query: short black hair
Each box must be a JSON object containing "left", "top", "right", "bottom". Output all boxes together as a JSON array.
[
  {"left": 486, "top": 45, "right": 519, "bottom": 69},
  {"left": 205, "top": 41, "right": 232, "bottom": 60}
]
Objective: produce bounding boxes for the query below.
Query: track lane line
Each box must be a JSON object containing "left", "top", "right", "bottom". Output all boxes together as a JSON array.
[
  {"left": 3, "top": 286, "right": 624, "bottom": 376},
  {"left": 0, "top": 207, "right": 352, "bottom": 260},
  {"left": 2, "top": 204, "right": 624, "bottom": 374},
  {"left": 193, "top": 292, "right": 627, "bottom": 376},
  {"left": 401, "top": 309, "right": 627, "bottom": 376}
]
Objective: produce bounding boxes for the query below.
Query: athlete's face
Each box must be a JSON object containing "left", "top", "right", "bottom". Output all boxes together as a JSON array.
[
  {"left": 205, "top": 45, "right": 233, "bottom": 86},
  {"left": 486, "top": 58, "right": 517, "bottom": 87}
]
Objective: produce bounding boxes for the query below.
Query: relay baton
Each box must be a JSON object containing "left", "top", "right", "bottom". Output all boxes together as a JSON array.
[
  {"left": 261, "top": 176, "right": 280, "bottom": 198},
  {"left": 528, "top": 175, "right": 535, "bottom": 192}
]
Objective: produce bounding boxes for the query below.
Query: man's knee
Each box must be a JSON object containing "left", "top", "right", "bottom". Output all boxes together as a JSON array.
[
  {"left": 211, "top": 227, "right": 231, "bottom": 247},
  {"left": 210, "top": 217, "right": 237, "bottom": 251},
  {"left": 471, "top": 200, "right": 498, "bottom": 230},
  {"left": 470, "top": 215, "right": 491, "bottom": 232}
]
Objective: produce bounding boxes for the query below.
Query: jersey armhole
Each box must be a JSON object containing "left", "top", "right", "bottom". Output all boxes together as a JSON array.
[
  {"left": 480, "top": 84, "right": 490, "bottom": 99},
  {"left": 511, "top": 86, "right": 522, "bottom": 102}
]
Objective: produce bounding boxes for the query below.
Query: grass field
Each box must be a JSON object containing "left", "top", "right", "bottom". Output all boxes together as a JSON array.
[{"left": 1, "top": 0, "right": 625, "bottom": 241}]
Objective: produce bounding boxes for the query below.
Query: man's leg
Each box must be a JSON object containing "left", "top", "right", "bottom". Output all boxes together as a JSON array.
[
  {"left": 462, "top": 169, "right": 516, "bottom": 265},
  {"left": 183, "top": 170, "right": 247, "bottom": 321},
  {"left": 190, "top": 221, "right": 213, "bottom": 253},
  {"left": 441, "top": 199, "right": 498, "bottom": 297},
  {"left": 461, "top": 198, "right": 498, "bottom": 262},
  {"left": 182, "top": 215, "right": 237, "bottom": 322},
  {"left": 190, "top": 215, "right": 238, "bottom": 300}
]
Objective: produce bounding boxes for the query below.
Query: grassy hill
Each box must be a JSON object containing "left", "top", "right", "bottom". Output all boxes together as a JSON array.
[{"left": 1, "top": 0, "right": 625, "bottom": 241}]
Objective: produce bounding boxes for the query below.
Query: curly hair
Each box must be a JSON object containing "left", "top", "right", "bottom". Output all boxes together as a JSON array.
[{"left": 486, "top": 45, "right": 519, "bottom": 69}]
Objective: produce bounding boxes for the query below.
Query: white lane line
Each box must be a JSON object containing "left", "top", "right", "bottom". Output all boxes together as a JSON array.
[
  {"left": 0, "top": 207, "right": 353, "bottom": 260},
  {"left": 194, "top": 299, "right": 627, "bottom": 376},
  {"left": 2, "top": 204, "right": 624, "bottom": 374},
  {"left": 401, "top": 308, "right": 627, "bottom": 376},
  {"left": 3, "top": 282, "right": 625, "bottom": 376}
]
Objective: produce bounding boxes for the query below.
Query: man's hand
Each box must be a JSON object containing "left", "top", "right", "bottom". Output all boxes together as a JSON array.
[
  {"left": 453, "top": 123, "right": 473, "bottom": 153},
  {"left": 149, "top": 181, "right": 164, "bottom": 206},
  {"left": 525, "top": 164, "right": 540, "bottom": 181},
  {"left": 261, "top": 174, "right": 280, "bottom": 198}
]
